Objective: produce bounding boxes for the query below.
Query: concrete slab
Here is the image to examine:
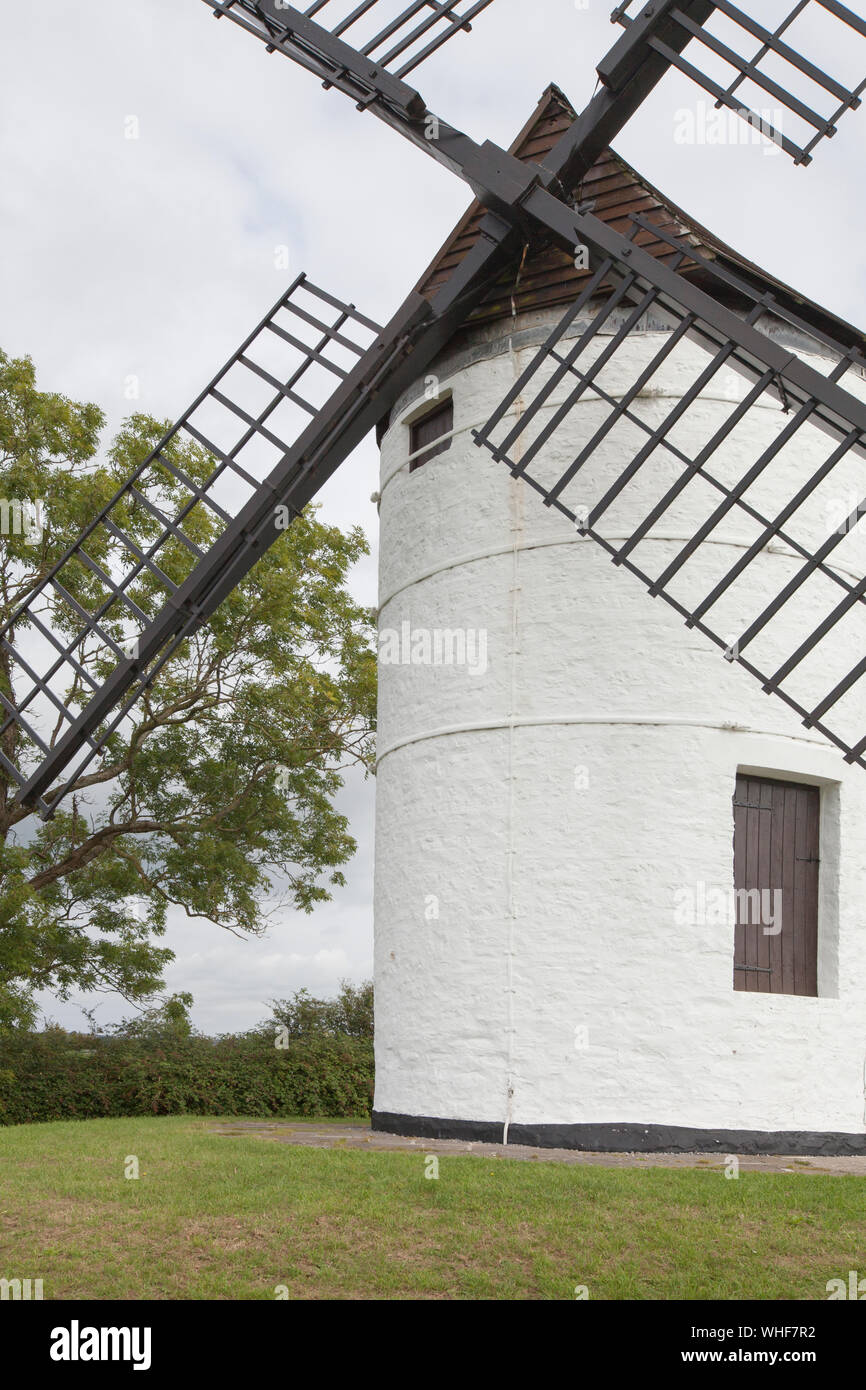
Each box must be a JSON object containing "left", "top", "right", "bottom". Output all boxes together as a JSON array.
[{"left": 208, "top": 1120, "right": 866, "bottom": 1175}]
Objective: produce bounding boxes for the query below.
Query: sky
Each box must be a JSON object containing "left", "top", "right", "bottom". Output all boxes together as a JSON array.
[{"left": 2, "top": 0, "right": 865, "bottom": 1033}]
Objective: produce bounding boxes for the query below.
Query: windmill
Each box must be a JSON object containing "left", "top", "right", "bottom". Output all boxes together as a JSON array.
[{"left": 5, "top": 0, "right": 866, "bottom": 1152}]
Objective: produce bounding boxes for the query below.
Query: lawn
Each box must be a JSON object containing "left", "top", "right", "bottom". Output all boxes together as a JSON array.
[{"left": 0, "top": 1116, "right": 863, "bottom": 1299}]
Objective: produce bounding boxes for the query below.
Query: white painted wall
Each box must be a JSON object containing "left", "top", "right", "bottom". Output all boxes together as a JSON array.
[{"left": 374, "top": 306, "right": 866, "bottom": 1139}]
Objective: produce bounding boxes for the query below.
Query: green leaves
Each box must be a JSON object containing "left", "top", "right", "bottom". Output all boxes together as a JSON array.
[{"left": 0, "top": 349, "right": 377, "bottom": 1031}]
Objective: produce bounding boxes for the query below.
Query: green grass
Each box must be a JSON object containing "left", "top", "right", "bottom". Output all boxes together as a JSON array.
[{"left": 0, "top": 1116, "right": 864, "bottom": 1299}]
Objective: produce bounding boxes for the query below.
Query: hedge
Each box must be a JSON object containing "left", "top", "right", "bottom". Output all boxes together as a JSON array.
[{"left": 0, "top": 1030, "right": 374, "bottom": 1125}]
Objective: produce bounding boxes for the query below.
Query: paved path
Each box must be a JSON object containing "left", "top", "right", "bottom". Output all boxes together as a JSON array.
[{"left": 209, "top": 1120, "right": 866, "bottom": 1175}]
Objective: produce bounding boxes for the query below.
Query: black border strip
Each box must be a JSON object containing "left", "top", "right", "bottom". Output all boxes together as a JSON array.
[{"left": 372, "top": 1111, "right": 866, "bottom": 1157}]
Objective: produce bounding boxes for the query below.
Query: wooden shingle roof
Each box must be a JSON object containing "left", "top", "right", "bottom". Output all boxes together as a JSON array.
[
  {"left": 414, "top": 83, "right": 866, "bottom": 353},
  {"left": 416, "top": 85, "right": 710, "bottom": 325}
]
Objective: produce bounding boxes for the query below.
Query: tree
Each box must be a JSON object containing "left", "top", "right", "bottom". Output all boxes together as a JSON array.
[
  {"left": 267, "top": 979, "right": 374, "bottom": 1040},
  {"left": 0, "top": 349, "right": 377, "bottom": 1033},
  {"left": 101, "top": 992, "right": 195, "bottom": 1041}
]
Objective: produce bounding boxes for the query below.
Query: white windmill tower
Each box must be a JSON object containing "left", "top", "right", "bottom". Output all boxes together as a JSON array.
[
  {"left": 372, "top": 87, "right": 866, "bottom": 1154},
  {"left": 6, "top": 3, "right": 866, "bottom": 1154}
]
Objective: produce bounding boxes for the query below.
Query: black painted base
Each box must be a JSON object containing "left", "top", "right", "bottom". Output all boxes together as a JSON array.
[{"left": 372, "top": 1110, "right": 866, "bottom": 1157}]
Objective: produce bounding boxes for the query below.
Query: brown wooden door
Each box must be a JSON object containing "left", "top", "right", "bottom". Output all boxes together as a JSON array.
[{"left": 733, "top": 775, "right": 819, "bottom": 997}]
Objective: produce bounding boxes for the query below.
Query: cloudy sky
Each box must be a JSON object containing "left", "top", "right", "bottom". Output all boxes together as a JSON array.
[{"left": 2, "top": 0, "right": 865, "bottom": 1032}]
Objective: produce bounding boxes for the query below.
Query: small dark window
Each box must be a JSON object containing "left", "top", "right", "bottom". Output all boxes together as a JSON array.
[
  {"left": 409, "top": 398, "right": 453, "bottom": 472},
  {"left": 733, "top": 775, "right": 819, "bottom": 997}
]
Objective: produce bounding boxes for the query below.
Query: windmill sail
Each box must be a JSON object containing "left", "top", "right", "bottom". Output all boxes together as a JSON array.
[
  {"left": 0, "top": 277, "right": 392, "bottom": 815},
  {"left": 202, "top": 0, "right": 510, "bottom": 185},
  {"left": 473, "top": 218, "right": 866, "bottom": 767},
  {"left": 204, "top": 0, "right": 496, "bottom": 94},
  {"left": 2, "top": 229, "right": 525, "bottom": 819},
  {"left": 606, "top": 1, "right": 866, "bottom": 165}
]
